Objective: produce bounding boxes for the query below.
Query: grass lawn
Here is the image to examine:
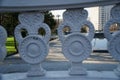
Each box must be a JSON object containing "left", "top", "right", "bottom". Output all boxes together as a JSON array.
[
  {"left": 5, "top": 36, "right": 56, "bottom": 55},
  {"left": 6, "top": 37, "right": 17, "bottom": 55}
]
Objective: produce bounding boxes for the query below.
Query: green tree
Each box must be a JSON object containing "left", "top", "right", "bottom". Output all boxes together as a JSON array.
[
  {"left": 44, "top": 11, "right": 57, "bottom": 34},
  {"left": 0, "top": 11, "right": 57, "bottom": 36},
  {"left": 0, "top": 13, "right": 19, "bottom": 36},
  {"left": 0, "top": 12, "right": 56, "bottom": 56}
]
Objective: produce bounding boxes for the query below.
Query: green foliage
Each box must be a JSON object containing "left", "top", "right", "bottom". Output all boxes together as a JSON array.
[
  {"left": 0, "top": 12, "right": 56, "bottom": 55},
  {"left": 0, "top": 11, "right": 56, "bottom": 36},
  {"left": 6, "top": 37, "right": 16, "bottom": 54},
  {"left": 0, "top": 13, "right": 19, "bottom": 36},
  {"left": 44, "top": 11, "right": 57, "bottom": 34}
]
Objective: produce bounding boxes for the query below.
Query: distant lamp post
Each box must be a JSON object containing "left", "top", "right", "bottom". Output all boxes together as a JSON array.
[{"left": 56, "top": 14, "right": 60, "bottom": 25}]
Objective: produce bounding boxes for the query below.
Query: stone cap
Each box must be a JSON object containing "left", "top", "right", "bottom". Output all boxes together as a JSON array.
[{"left": 0, "top": 0, "right": 120, "bottom": 12}]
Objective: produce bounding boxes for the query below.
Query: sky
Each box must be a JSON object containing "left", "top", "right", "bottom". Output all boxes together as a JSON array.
[{"left": 51, "top": 10, "right": 66, "bottom": 19}]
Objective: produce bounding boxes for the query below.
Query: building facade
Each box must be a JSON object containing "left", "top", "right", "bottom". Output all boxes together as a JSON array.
[{"left": 86, "top": 5, "right": 113, "bottom": 31}]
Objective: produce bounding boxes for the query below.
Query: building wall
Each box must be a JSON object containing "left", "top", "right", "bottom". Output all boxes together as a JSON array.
[
  {"left": 86, "top": 7, "right": 99, "bottom": 30},
  {"left": 86, "top": 5, "right": 113, "bottom": 31},
  {"left": 98, "top": 5, "right": 113, "bottom": 31}
]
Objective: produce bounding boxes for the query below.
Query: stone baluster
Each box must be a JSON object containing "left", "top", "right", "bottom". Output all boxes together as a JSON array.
[
  {"left": 0, "top": 25, "right": 7, "bottom": 79},
  {"left": 0, "top": 25, "right": 7, "bottom": 61},
  {"left": 14, "top": 12, "right": 51, "bottom": 77},
  {"left": 104, "top": 4, "right": 120, "bottom": 76},
  {"left": 58, "top": 9, "right": 94, "bottom": 75}
]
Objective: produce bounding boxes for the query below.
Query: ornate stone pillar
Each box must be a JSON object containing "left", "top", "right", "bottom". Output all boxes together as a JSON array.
[
  {"left": 0, "top": 25, "right": 7, "bottom": 79},
  {"left": 14, "top": 12, "right": 51, "bottom": 77},
  {"left": 58, "top": 9, "right": 94, "bottom": 75},
  {"left": 0, "top": 25, "right": 7, "bottom": 61},
  {"left": 104, "top": 4, "right": 120, "bottom": 76}
]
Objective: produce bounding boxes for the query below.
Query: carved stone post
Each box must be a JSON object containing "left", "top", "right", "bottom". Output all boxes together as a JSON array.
[
  {"left": 58, "top": 9, "right": 94, "bottom": 75},
  {"left": 14, "top": 12, "right": 51, "bottom": 77},
  {"left": 104, "top": 4, "right": 120, "bottom": 76},
  {"left": 0, "top": 25, "right": 7, "bottom": 79},
  {"left": 0, "top": 25, "right": 7, "bottom": 61}
]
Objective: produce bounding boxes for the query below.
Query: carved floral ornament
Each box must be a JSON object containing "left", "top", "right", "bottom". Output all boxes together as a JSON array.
[
  {"left": 19, "top": 35, "right": 48, "bottom": 64},
  {"left": 15, "top": 12, "right": 51, "bottom": 43},
  {"left": 62, "top": 33, "right": 92, "bottom": 62},
  {"left": 63, "top": 9, "right": 88, "bottom": 24}
]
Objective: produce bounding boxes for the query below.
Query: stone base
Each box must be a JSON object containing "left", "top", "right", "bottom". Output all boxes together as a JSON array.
[
  {"left": 69, "top": 66, "right": 87, "bottom": 75},
  {"left": 27, "top": 68, "right": 46, "bottom": 77},
  {"left": 69, "top": 62, "right": 87, "bottom": 75},
  {"left": 27, "top": 64, "right": 46, "bottom": 77},
  {"left": 21, "top": 77, "right": 119, "bottom": 80},
  {"left": 114, "top": 65, "right": 120, "bottom": 77},
  {"left": 2, "top": 71, "right": 119, "bottom": 80}
]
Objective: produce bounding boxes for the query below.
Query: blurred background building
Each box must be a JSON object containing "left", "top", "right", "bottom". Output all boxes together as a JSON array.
[{"left": 87, "top": 5, "right": 113, "bottom": 31}]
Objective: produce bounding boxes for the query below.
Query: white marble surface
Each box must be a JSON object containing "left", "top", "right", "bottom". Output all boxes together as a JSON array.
[
  {"left": 0, "top": 0, "right": 120, "bottom": 12},
  {"left": 2, "top": 71, "right": 119, "bottom": 80}
]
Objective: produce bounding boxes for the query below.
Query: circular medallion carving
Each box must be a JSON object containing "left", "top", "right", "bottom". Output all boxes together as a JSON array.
[
  {"left": 69, "top": 41, "right": 84, "bottom": 56},
  {"left": 19, "top": 12, "right": 44, "bottom": 26},
  {"left": 27, "top": 43, "right": 41, "bottom": 58},
  {"left": 108, "top": 32, "right": 120, "bottom": 61},
  {"left": 62, "top": 33, "right": 92, "bottom": 62},
  {"left": 19, "top": 35, "right": 48, "bottom": 64}
]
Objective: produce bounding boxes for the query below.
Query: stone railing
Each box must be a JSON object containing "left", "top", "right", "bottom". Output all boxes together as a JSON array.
[{"left": 0, "top": 0, "right": 120, "bottom": 80}]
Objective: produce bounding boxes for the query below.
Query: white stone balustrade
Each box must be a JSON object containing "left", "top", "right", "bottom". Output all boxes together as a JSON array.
[
  {"left": 0, "top": 25, "right": 7, "bottom": 79},
  {"left": 104, "top": 4, "right": 120, "bottom": 76},
  {"left": 57, "top": 8, "right": 94, "bottom": 75},
  {"left": 0, "top": 0, "right": 120, "bottom": 80},
  {"left": 14, "top": 12, "right": 51, "bottom": 77},
  {"left": 0, "top": 26, "right": 7, "bottom": 61}
]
